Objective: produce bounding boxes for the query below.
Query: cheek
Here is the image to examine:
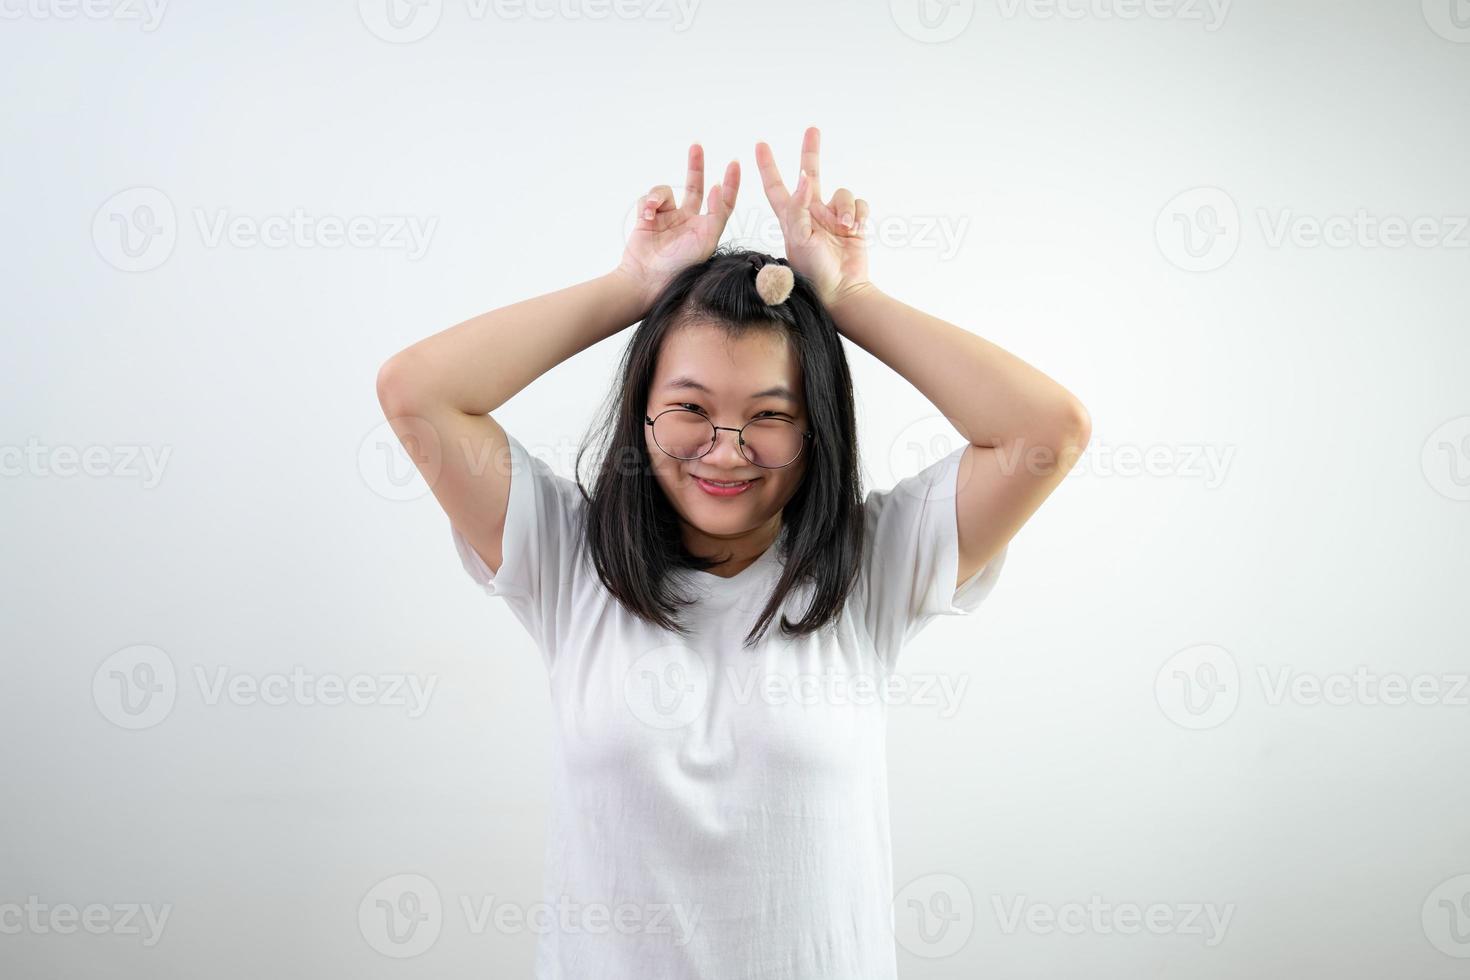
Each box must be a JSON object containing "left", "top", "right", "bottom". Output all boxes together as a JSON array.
[
  {"left": 785, "top": 460, "right": 810, "bottom": 493},
  {"left": 759, "top": 463, "right": 803, "bottom": 502},
  {"left": 645, "top": 437, "right": 683, "bottom": 488}
]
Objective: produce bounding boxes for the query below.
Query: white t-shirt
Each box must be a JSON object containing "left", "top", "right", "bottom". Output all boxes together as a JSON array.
[{"left": 451, "top": 433, "right": 1007, "bottom": 980}]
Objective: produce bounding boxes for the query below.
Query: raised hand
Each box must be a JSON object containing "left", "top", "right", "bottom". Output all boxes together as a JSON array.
[
  {"left": 615, "top": 143, "right": 741, "bottom": 309},
  {"left": 756, "top": 127, "right": 871, "bottom": 310}
]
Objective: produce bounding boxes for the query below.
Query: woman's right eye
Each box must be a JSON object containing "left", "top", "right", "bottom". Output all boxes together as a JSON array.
[{"left": 678, "top": 403, "right": 705, "bottom": 414}]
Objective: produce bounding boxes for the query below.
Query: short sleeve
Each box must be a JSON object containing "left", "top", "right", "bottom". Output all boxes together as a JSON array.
[
  {"left": 858, "top": 443, "right": 1008, "bottom": 660},
  {"left": 449, "top": 432, "right": 583, "bottom": 646}
]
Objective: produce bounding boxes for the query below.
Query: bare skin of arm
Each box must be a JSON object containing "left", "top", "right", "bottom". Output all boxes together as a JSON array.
[
  {"left": 375, "top": 145, "right": 741, "bottom": 573},
  {"left": 829, "top": 285, "right": 1091, "bottom": 587},
  {"left": 757, "top": 127, "right": 1091, "bottom": 589}
]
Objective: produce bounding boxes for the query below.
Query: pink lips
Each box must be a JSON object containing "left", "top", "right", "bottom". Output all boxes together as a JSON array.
[{"left": 694, "top": 476, "right": 757, "bottom": 497}]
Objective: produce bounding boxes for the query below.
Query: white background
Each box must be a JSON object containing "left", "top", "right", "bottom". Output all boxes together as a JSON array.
[{"left": 3, "top": 0, "right": 1469, "bottom": 976}]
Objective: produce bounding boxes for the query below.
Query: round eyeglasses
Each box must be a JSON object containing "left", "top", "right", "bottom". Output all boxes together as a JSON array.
[{"left": 644, "top": 409, "right": 813, "bottom": 469}]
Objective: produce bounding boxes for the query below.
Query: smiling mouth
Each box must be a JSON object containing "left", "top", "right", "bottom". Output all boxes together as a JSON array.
[{"left": 692, "top": 475, "right": 760, "bottom": 495}]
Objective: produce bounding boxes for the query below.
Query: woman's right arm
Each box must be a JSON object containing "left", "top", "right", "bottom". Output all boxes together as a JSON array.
[{"left": 374, "top": 269, "right": 652, "bottom": 575}]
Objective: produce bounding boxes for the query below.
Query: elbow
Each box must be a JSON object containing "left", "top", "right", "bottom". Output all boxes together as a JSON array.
[
  {"left": 1044, "top": 396, "right": 1091, "bottom": 467},
  {"left": 375, "top": 352, "right": 422, "bottom": 419},
  {"left": 1060, "top": 397, "right": 1092, "bottom": 449}
]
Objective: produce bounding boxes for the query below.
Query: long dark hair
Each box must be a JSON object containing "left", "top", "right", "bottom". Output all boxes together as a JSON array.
[{"left": 574, "top": 244, "right": 864, "bottom": 648}]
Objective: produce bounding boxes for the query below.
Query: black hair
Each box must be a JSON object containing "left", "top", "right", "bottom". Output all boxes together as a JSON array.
[{"left": 573, "top": 244, "right": 864, "bottom": 648}]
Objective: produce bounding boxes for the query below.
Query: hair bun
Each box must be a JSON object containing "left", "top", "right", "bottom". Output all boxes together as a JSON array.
[{"left": 754, "top": 262, "right": 795, "bottom": 306}]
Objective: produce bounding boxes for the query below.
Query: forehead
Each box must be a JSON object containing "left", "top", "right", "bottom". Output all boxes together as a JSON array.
[{"left": 651, "top": 323, "right": 803, "bottom": 402}]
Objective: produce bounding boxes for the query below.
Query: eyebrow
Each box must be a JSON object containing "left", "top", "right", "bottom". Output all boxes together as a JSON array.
[{"left": 661, "top": 376, "right": 799, "bottom": 404}]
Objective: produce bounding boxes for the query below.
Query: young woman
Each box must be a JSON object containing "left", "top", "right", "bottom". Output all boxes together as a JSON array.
[{"left": 376, "top": 127, "right": 1090, "bottom": 979}]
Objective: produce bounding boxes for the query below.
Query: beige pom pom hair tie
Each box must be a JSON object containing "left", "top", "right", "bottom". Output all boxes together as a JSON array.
[{"left": 752, "top": 258, "right": 795, "bottom": 306}]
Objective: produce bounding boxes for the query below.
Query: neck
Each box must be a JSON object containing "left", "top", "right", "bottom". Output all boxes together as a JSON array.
[{"left": 683, "top": 516, "right": 783, "bottom": 578}]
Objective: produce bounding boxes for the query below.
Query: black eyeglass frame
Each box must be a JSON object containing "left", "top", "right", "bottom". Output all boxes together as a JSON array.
[{"left": 643, "top": 408, "right": 814, "bottom": 469}]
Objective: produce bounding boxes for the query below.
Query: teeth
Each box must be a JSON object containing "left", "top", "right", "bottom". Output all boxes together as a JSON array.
[{"left": 703, "top": 479, "right": 748, "bottom": 487}]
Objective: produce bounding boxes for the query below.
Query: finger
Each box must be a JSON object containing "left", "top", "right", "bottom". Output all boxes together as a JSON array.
[
  {"left": 829, "top": 187, "right": 856, "bottom": 232},
  {"left": 680, "top": 143, "right": 704, "bottom": 215},
  {"left": 707, "top": 159, "right": 740, "bottom": 216},
  {"left": 805, "top": 194, "right": 839, "bottom": 235},
  {"left": 755, "top": 141, "right": 790, "bottom": 211},
  {"left": 638, "top": 185, "right": 676, "bottom": 228},
  {"left": 798, "top": 126, "right": 821, "bottom": 205},
  {"left": 791, "top": 170, "right": 815, "bottom": 236},
  {"left": 854, "top": 198, "right": 870, "bottom": 233}
]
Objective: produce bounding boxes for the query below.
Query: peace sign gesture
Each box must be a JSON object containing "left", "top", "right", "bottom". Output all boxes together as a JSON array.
[
  {"left": 616, "top": 143, "right": 741, "bottom": 309},
  {"left": 756, "top": 127, "right": 871, "bottom": 310}
]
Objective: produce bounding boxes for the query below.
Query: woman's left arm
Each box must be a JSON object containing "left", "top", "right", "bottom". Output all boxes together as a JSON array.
[
  {"left": 827, "top": 283, "right": 1090, "bottom": 585},
  {"left": 758, "top": 127, "right": 1090, "bottom": 586}
]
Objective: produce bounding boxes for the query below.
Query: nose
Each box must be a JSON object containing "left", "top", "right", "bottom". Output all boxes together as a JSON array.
[{"left": 701, "top": 426, "right": 748, "bottom": 469}]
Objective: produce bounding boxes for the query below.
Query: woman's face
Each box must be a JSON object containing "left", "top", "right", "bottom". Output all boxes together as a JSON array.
[{"left": 645, "top": 322, "right": 809, "bottom": 545}]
